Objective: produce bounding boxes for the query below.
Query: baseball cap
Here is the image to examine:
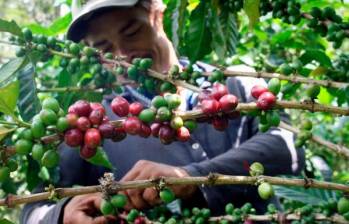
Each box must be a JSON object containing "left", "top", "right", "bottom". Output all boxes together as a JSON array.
[{"left": 67, "top": 0, "right": 139, "bottom": 42}]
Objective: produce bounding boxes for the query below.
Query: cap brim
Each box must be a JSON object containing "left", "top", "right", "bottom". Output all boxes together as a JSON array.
[{"left": 67, "top": 0, "right": 138, "bottom": 42}]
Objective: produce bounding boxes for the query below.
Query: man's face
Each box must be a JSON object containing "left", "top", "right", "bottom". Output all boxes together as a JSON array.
[{"left": 84, "top": 6, "right": 173, "bottom": 72}]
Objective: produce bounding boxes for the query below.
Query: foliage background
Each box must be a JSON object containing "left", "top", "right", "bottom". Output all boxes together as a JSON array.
[{"left": 0, "top": 0, "right": 349, "bottom": 222}]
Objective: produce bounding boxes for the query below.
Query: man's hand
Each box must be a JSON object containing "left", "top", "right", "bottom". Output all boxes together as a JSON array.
[
  {"left": 120, "top": 160, "right": 197, "bottom": 210},
  {"left": 63, "top": 193, "right": 116, "bottom": 224}
]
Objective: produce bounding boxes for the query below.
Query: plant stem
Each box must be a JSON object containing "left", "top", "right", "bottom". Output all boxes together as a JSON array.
[{"left": 1, "top": 174, "right": 349, "bottom": 207}]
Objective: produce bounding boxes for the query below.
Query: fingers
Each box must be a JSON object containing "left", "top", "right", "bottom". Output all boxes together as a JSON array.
[{"left": 143, "top": 187, "right": 161, "bottom": 206}]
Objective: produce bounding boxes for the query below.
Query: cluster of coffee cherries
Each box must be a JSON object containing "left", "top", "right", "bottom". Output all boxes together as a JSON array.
[
  {"left": 295, "top": 120, "right": 313, "bottom": 147},
  {"left": 196, "top": 82, "right": 239, "bottom": 131},
  {"left": 100, "top": 188, "right": 175, "bottom": 223},
  {"left": 327, "top": 53, "right": 349, "bottom": 82},
  {"left": 63, "top": 100, "right": 123, "bottom": 159},
  {"left": 111, "top": 94, "right": 197, "bottom": 145},
  {"left": 308, "top": 7, "right": 348, "bottom": 48},
  {"left": 249, "top": 162, "right": 274, "bottom": 200},
  {"left": 270, "top": 0, "right": 302, "bottom": 25},
  {"left": 13, "top": 97, "right": 68, "bottom": 169}
]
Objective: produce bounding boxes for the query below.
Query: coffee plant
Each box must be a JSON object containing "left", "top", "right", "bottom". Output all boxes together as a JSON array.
[{"left": 0, "top": 0, "right": 348, "bottom": 223}]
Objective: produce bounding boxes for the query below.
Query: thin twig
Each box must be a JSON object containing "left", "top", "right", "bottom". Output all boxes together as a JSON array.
[{"left": 1, "top": 174, "right": 349, "bottom": 207}]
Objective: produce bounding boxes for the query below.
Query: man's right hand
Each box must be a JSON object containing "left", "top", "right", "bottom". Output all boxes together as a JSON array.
[{"left": 63, "top": 193, "right": 116, "bottom": 224}]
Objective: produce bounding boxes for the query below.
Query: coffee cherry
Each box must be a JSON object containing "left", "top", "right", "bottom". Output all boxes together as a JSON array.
[
  {"left": 266, "top": 111, "right": 280, "bottom": 127},
  {"left": 177, "top": 127, "right": 190, "bottom": 142},
  {"left": 134, "top": 217, "right": 145, "bottom": 224},
  {"left": 19, "top": 128, "right": 33, "bottom": 141},
  {"left": 69, "top": 43, "right": 80, "bottom": 55},
  {"left": 84, "top": 128, "right": 101, "bottom": 149},
  {"left": 170, "top": 116, "right": 184, "bottom": 130},
  {"left": 259, "top": 123, "right": 270, "bottom": 133},
  {"left": 123, "top": 117, "right": 142, "bottom": 135},
  {"left": 127, "top": 209, "right": 139, "bottom": 222},
  {"left": 64, "top": 129, "right": 84, "bottom": 147},
  {"left": 7, "top": 159, "right": 18, "bottom": 172},
  {"left": 41, "top": 150, "right": 60, "bottom": 168},
  {"left": 100, "top": 199, "right": 115, "bottom": 215},
  {"left": 66, "top": 113, "right": 78, "bottom": 128},
  {"left": 251, "top": 85, "right": 269, "bottom": 99},
  {"left": 219, "top": 94, "right": 238, "bottom": 112},
  {"left": 111, "top": 96, "right": 129, "bottom": 117},
  {"left": 83, "top": 46, "right": 96, "bottom": 57},
  {"left": 139, "top": 109, "right": 156, "bottom": 123},
  {"left": 201, "top": 99, "right": 220, "bottom": 115},
  {"left": 0, "top": 167, "right": 10, "bottom": 183},
  {"left": 160, "top": 188, "right": 175, "bottom": 203},
  {"left": 156, "top": 107, "right": 172, "bottom": 122},
  {"left": 338, "top": 197, "right": 349, "bottom": 215},
  {"left": 15, "top": 139, "right": 33, "bottom": 155},
  {"left": 22, "top": 28, "right": 33, "bottom": 41},
  {"left": 90, "top": 102, "right": 106, "bottom": 114},
  {"left": 225, "top": 203, "right": 234, "bottom": 215},
  {"left": 40, "top": 109, "right": 58, "bottom": 126},
  {"left": 165, "top": 94, "right": 182, "bottom": 110},
  {"left": 56, "top": 117, "right": 69, "bottom": 133},
  {"left": 249, "top": 162, "right": 264, "bottom": 176},
  {"left": 31, "top": 119, "right": 46, "bottom": 139},
  {"left": 89, "top": 110, "right": 104, "bottom": 126},
  {"left": 150, "top": 122, "right": 162, "bottom": 137},
  {"left": 279, "top": 63, "right": 293, "bottom": 75},
  {"left": 211, "top": 70, "right": 224, "bottom": 82},
  {"left": 159, "top": 125, "right": 175, "bottom": 145},
  {"left": 257, "top": 92, "right": 276, "bottom": 111},
  {"left": 32, "top": 144, "right": 45, "bottom": 162},
  {"left": 258, "top": 182, "right": 274, "bottom": 200},
  {"left": 112, "top": 127, "right": 127, "bottom": 142},
  {"left": 184, "top": 120, "right": 198, "bottom": 133},
  {"left": 152, "top": 96, "right": 168, "bottom": 108},
  {"left": 212, "top": 117, "right": 229, "bottom": 131},
  {"left": 212, "top": 83, "right": 228, "bottom": 100},
  {"left": 73, "top": 100, "right": 92, "bottom": 117},
  {"left": 306, "top": 85, "right": 320, "bottom": 99},
  {"left": 268, "top": 78, "right": 281, "bottom": 95},
  {"left": 42, "top": 97, "right": 60, "bottom": 113},
  {"left": 111, "top": 194, "right": 127, "bottom": 208},
  {"left": 127, "top": 66, "right": 139, "bottom": 80},
  {"left": 129, "top": 102, "right": 144, "bottom": 116},
  {"left": 139, "top": 58, "right": 153, "bottom": 70},
  {"left": 301, "top": 120, "right": 313, "bottom": 131},
  {"left": 80, "top": 145, "right": 97, "bottom": 159},
  {"left": 139, "top": 123, "right": 151, "bottom": 138},
  {"left": 99, "top": 123, "right": 115, "bottom": 139},
  {"left": 77, "top": 117, "right": 91, "bottom": 132}
]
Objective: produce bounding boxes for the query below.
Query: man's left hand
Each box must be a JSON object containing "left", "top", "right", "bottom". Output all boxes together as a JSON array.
[{"left": 120, "top": 160, "right": 197, "bottom": 210}]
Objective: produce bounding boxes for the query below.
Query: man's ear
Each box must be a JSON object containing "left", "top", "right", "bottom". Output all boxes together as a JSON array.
[{"left": 151, "top": 10, "right": 165, "bottom": 33}]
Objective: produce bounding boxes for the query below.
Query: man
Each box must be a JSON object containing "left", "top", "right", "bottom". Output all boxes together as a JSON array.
[{"left": 21, "top": 0, "right": 305, "bottom": 223}]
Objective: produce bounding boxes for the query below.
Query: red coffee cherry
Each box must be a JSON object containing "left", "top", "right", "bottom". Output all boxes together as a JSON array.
[
  {"left": 123, "top": 117, "right": 142, "bottom": 135},
  {"left": 73, "top": 100, "right": 92, "bottom": 117},
  {"left": 159, "top": 125, "right": 175, "bottom": 145},
  {"left": 80, "top": 145, "right": 97, "bottom": 159},
  {"left": 68, "top": 104, "right": 78, "bottom": 114},
  {"left": 84, "top": 128, "right": 102, "bottom": 149},
  {"left": 111, "top": 96, "right": 129, "bottom": 117},
  {"left": 98, "top": 123, "right": 115, "bottom": 139},
  {"left": 139, "top": 123, "right": 151, "bottom": 138},
  {"left": 251, "top": 85, "right": 269, "bottom": 99},
  {"left": 201, "top": 99, "right": 221, "bottom": 115},
  {"left": 129, "top": 102, "right": 144, "bottom": 116},
  {"left": 64, "top": 129, "right": 84, "bottom": 147},
  {"left": 150, "top": 122, "right": 162, "bottom": 137},
  {"left": 66, "top": 113, "right": 78, "bottom": 128},
  {"left": 77, "top": 117, "right": 91, "bottom": 132},
  {"left": 90, "top": 102, "right": 106, "bottom": 115},
  {"left": 219, "top": 94, "right": 238, "bottom": 112},
  {"left": 211, "top": 82, "right": 228, "bottom": 100},
  {"left": 112, "top": 127, "right": 127, "bottom": 142},
  {"left": 102, "top": 116, "right": 109, "bottom": 124},
  {"left": 89, "top": 110, "right": 104, "bottom": 126},
  {"left": 177, "top": 126, "right": 191, "bottom": 142},
  {"left": 212, "top": 116, "right": 229, "bottom": 131},
  {"left": 257, "top": 92, "right": 276, "bottom": 111}
]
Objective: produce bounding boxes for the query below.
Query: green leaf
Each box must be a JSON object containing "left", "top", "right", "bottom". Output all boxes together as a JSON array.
[
  {"left": 185, "top": 1, "right": 212, "bottom": 62},
  {"left": 87, "top": 148, "right": 113, "bottom": 169},
  {"left": 0, "top": 57, "right": 28, "bottom": 85},
  {"left": 18, "top": 64, "right": 41, "bottom": 121},
  {"left": 299, "top": 50, "right": 332, "bottom": 68},
  {"left": 209, "top": 2, "right": 226, "bottom": 59},
  {"left": 219, "top": 10, "right": 238, "bottom": 56},
  {"left": 0, "top": 81, "right": 20, "bottom": 116},
  {"left": 0, "top": 19, "right": 22, "bottom": 37},
  {"left": 0, "top": 126, "right": 16, "bottom": 141},
  {"left": 243, "top": 0, "right": 260, "bottom": 28},
  {"left": 0, "top": 219, "right": 14, "bottom": 224},
  {"left": 28, "top": 13, "right": 72, "bottom": 36},
  {"left": 274, "top": 185, "right": 337, "bottom": 205}
]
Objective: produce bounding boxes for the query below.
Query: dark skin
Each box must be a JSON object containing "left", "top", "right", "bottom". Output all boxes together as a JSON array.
[{"left": 63, "top": 5, "right": 197, "bottom": 224}]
